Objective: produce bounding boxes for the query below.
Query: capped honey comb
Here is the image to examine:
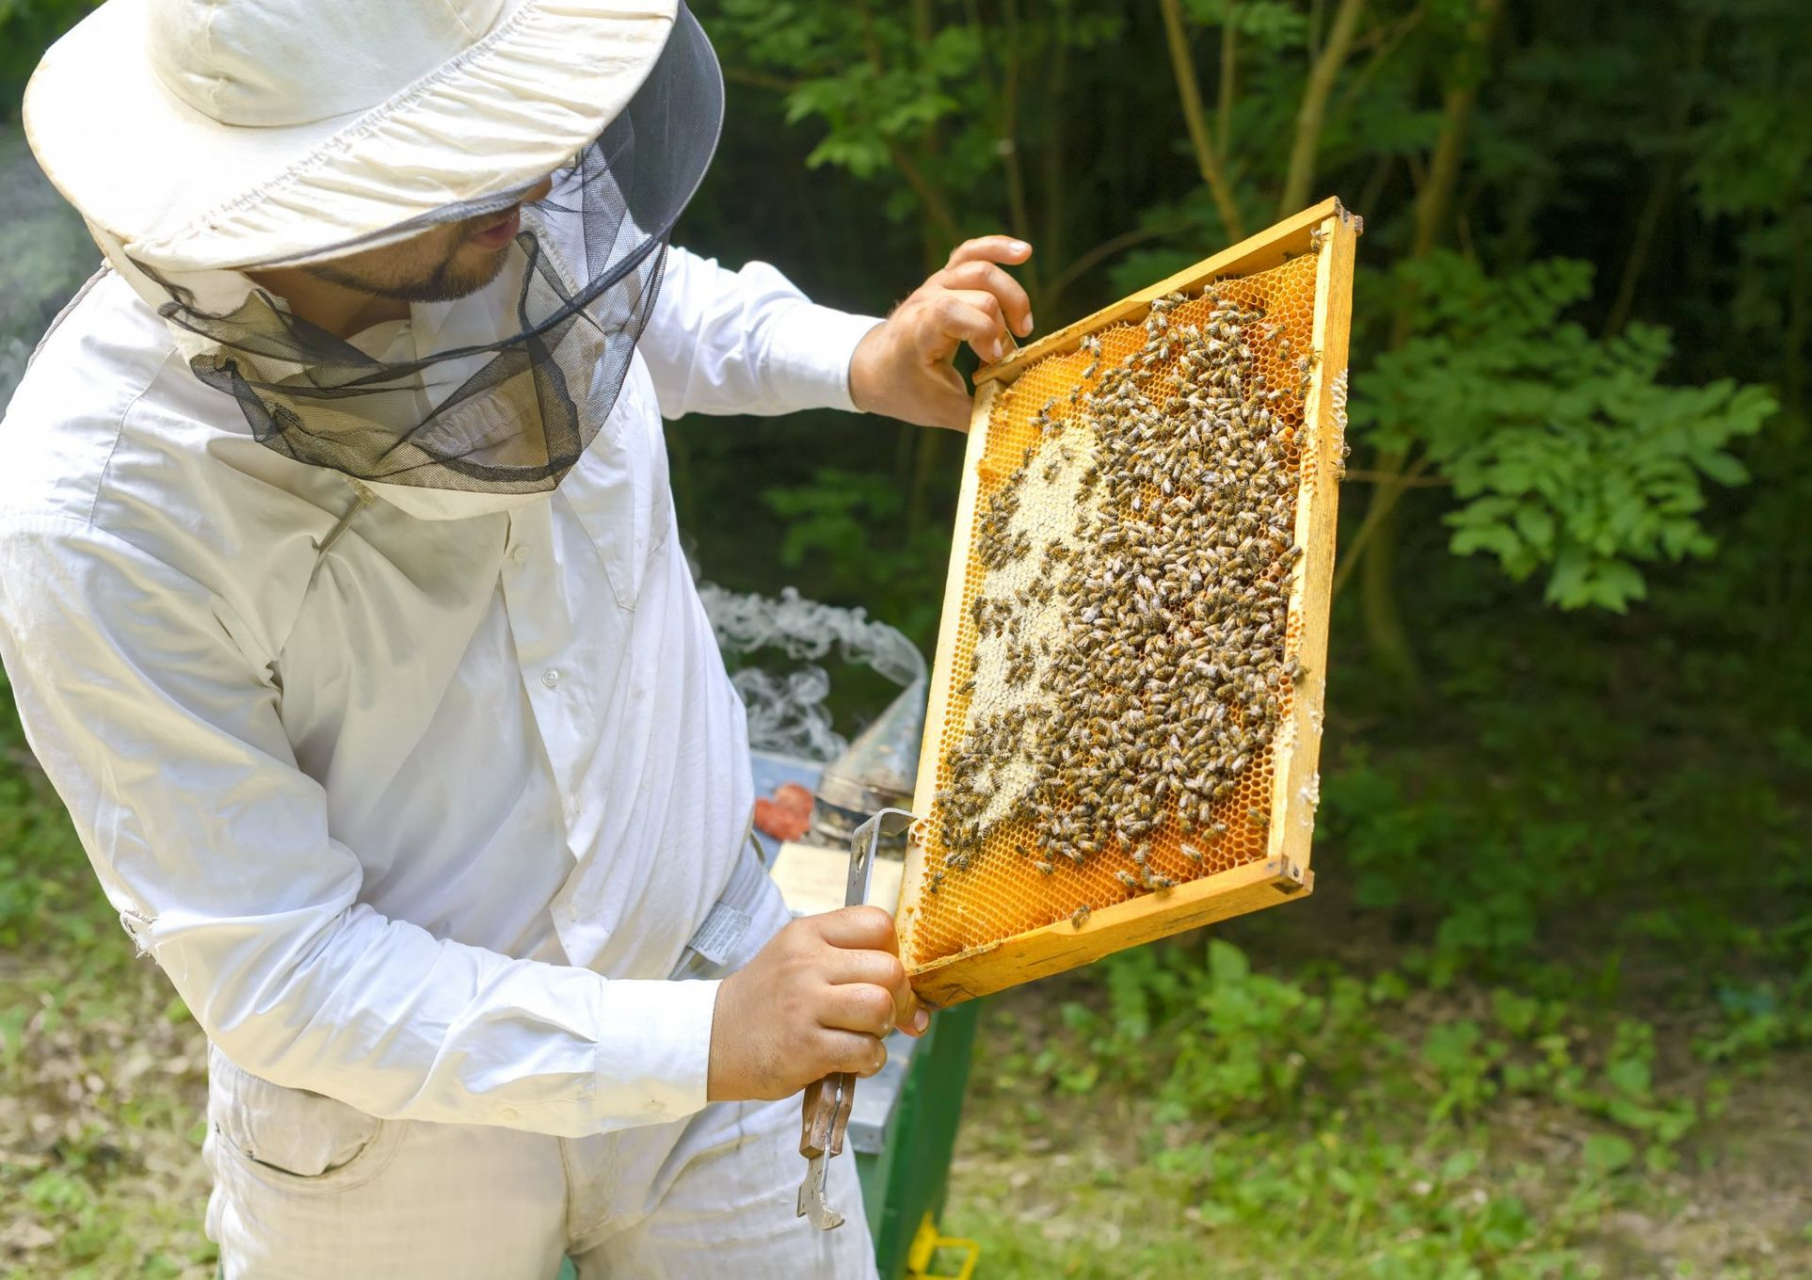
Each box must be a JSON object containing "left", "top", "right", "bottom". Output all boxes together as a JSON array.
[{"left": 897, "top": 200, "right": 1360, "bottom": 1006}]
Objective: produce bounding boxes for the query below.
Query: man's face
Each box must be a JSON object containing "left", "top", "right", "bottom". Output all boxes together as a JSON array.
[{"left": 301, "top": 177, "right": 555, "bottom": 304}]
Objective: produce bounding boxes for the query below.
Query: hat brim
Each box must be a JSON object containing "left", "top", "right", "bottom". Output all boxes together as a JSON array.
[{"left": 25, "top": 0, "right": 701, "bottom": 272}]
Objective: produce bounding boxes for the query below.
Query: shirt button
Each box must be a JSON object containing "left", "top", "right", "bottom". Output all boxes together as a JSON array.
[
  {"left": 541, "top": 669, "right": 562, "bottom": 689},
  {"left": 510, "top": 545, "right": 527, "bottom": 566}
]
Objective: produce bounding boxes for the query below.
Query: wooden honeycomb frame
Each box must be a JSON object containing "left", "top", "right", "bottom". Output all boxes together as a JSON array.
[{"left": 897, "top": 198, "right": 1360, "bottom": 1006}]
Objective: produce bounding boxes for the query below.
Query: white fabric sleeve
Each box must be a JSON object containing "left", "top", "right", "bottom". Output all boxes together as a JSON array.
[
  {"left": 638, "top": 245, "right": 884, "bottom": 419},
  {"left": 0, "top": 516, "right": 718, "bottom": 1137}
]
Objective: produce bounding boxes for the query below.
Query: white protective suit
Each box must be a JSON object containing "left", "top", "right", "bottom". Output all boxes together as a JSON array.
[{"left": 0, "top": 248, "right": 885, "bottom": 1278}]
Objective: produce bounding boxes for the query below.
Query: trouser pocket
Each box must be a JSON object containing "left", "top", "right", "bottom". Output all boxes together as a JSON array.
[{"left": 206, "top": 1042, "right": 402, "bottom": 1192}]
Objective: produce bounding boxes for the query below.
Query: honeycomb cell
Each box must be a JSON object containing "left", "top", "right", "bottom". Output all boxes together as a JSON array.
[{"left": 908, "top": 251, "right": 1325, "bottom": 968}]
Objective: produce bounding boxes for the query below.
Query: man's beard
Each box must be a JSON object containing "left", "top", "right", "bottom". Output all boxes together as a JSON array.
[{"left": 301, "top": 227, "right": 513, "bottom": 304}]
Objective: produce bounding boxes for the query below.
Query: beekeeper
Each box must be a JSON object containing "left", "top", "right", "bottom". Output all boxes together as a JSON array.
[{"left": 0, "top": 0, "right": 1035, "bottom": 1275}]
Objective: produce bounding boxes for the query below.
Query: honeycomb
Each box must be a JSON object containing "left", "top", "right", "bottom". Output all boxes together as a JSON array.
[{"left": 909, "top": 250, "right": 1324, "bottom": 967}]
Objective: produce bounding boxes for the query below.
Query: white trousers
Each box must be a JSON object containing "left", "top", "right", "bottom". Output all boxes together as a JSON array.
[
  {"left": 203, "top": 850, "right": 880, "bottom": 1279},
  {"left": 203, "top": 1050, "right": 878, "bottom": 1279}
]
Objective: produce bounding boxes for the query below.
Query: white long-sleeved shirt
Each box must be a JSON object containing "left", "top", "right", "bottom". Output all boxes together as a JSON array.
[{"left": 0, "top": 248, "right": 880, "bottom": 1136}]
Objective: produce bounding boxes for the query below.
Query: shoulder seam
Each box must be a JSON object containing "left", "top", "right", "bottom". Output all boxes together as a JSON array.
[
  {"left": 26, "top": 265, "right": 113, "bottom": 370},
  {"left": 0, "top": 510, "right": 275, "bottom": 673},
  {"left": 85, "top": 347, "right": 186, "bottom": 530}
]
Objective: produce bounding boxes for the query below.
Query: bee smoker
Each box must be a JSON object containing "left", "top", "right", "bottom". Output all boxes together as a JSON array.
[{"left": 809, "top": 678, "right": 927, "bottom": 853}]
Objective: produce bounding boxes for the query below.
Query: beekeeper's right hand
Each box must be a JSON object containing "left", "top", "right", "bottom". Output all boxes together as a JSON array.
[{"left": 706, "top": 907, "right": 929, "bottom": 1103}]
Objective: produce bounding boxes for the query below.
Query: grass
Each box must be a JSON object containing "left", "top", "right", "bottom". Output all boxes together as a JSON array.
[
  {"left": 939, "top": 928, "right": 1812, "bottom": 1279},
  {"left": 0, "top": 949, "right": 213, "bottom": 1279},
  {"left": 0, "top": 738, "right": 215, "bottom": 1278},
  {"left": 5, "top": 864, "right": 1809, "bottom": 1277}
]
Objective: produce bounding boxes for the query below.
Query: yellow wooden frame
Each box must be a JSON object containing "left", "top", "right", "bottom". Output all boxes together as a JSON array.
[{"left": 897, "top": 198, "right": 1361, "bottom": 1006}]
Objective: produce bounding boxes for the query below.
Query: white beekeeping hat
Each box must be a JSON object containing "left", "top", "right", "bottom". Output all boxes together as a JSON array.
[
  {"left": 21, "top": 0, "right": 724, "bottom": 501},
  {"left": 24, "top": 0, "right": 716, "bottom": 272}
]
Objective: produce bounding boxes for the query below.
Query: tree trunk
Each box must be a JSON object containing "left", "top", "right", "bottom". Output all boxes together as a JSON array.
[
  {"left": 1603, "top": 15, "right": 1710, "bottom": 338},
  {"left": 1346, "top": 0, "right": 1503, "bottom": 690},
  {"left": 1358, "top": 493, "right": 1417, "bottom": 684},
  {"left": 1772, "top": 214, "right": 1808, "bottom": 647},
  {"left": 1277, "top": 0, "right": 1367, "bottom": 217},
  {"left": 1158, "top": 0, "right": 1245, "bottom": 241}
]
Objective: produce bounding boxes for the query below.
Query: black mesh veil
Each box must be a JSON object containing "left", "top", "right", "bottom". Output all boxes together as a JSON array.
[{"left": 138, "top": 3, "right": 723, "bottom": 494}]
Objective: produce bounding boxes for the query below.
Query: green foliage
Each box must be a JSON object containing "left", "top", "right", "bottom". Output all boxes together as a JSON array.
[
  {"left": 0, "top": 1, "right": 99, "bottom": 117},
  {"left": 1318, "top": 666, "right": 1809, "bottom": 993},
  {"left": 0, "top": 771, "right": 86, "bottom": 948},
  {"left": 1694, "top": 970, "right": 1812, "bottom": 1065},
  {"left": 1050, "top": 939, "right": 1382, "bottom": 1122},
  {"left": 1050, "top": 935, "right": 1704, "bottom": 1153},
  {"left": 760, "top": 466, "right": 950, "bottom": 640},
  {"left": 0, "top": 129, "right": 96, "bottom": 413},
  {"left": 692, "top": 0, "right": 1808, "bottom": 643},
  {"left": 964, "top": 933, "right": 1727, "bottom": 1278},
  {"left": 782, "top": 28, "right": 978, "bottom": 179},
  {"left": 1355, "top": 253, "right": 1776, "bottom": 611},
  {"left": 0, "top": 664, "right": 96, "bottom": 950},
  {"left": 1682, "top": 0, "right": 1811, "bottom": 222},
  {"left": 709, "top": 0, "right": 1111, "bottom": 230},
  {"left": 6, "top": 1, "right": 1812, "bottom": 1274},
  {"left": 1181, "top": 1, "right": 1309, "bottom": 47}
]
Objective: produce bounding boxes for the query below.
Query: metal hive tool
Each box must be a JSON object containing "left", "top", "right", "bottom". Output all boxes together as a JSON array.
[{"left": 897, "top": 199, "right": 1361, "bottom": 1006}]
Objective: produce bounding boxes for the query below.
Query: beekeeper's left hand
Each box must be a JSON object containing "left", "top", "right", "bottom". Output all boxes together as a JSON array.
[{"left": 849, "top": 236, "right": 1036, "bottom": 432}]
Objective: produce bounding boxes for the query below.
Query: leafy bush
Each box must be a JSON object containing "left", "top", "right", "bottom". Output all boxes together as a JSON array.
[
  {"left": 761, "top": 466, "right": 952, "bottom": 642},
  {"left": 1354, "top": 253, "right": 1777, "bottom": 611},
  {"left": 1049, "top": 938, "right": 1383, "bottom": 1123}
]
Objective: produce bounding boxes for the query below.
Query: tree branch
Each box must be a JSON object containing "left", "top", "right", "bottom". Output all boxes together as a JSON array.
[
  {"left": 1158, "top": 0, "right": 1245, "bottom": 242},
  {"left": 889, "top": 144, "right": 963, "bottom": 245},
  {"left": 1405, "top": 0, "right": 1501, "bottom": 264},
  {"left": 721, "top": 67, "right": 799, "bottom": 95},
  {"left": 1331, "top": 453, "right": 1438, "bottom": 597},
  {"left": 1337, "top": 5, "right": 1426, "bottom": 115},
  {"left": 999, "top": 0, "right": 1041, "bottom": 295},
  {"left": 1356, "top": 152, "right": 1394, "bottom": 219},
  {"left": 1045, "top": 219, "right": 1196, "bottom": 310},
  {"left": 1604, "top": 14, "right": 1710, "bottom": 336},
  {"left": 1217, "top": 2, "right": 1238, "bottom": 162},
  {"left": 1037, "top": 13, "right": 1072, "bottom": 314},
  {"left": 1277, "top": 0, "right": 1366, "bottom": 217},
  {"left": 1341, "top": 0, "right": 1505, "bottom": 618}
]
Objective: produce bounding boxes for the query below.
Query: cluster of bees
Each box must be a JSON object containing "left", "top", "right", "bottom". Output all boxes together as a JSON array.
[{"left": 933, "top": 282, "right": 1311, "bottom": 903}]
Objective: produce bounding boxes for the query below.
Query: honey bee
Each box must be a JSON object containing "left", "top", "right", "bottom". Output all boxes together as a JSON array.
[{"left": 936, "top": 273, "right": 1312, "bottom": 888}]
